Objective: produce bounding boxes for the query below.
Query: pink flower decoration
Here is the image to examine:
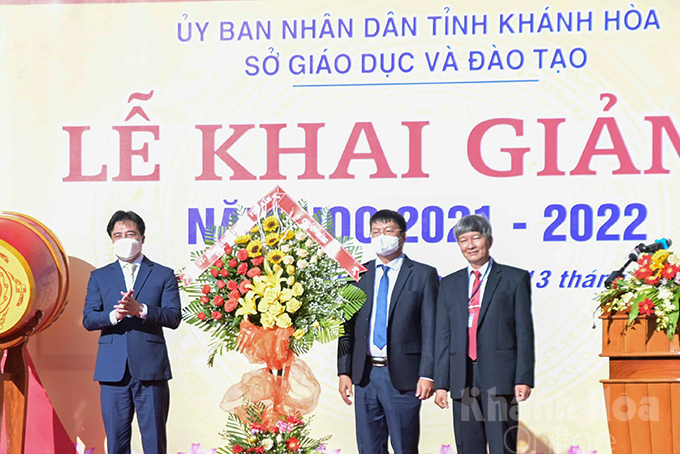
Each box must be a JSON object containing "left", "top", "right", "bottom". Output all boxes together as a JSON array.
[
  {"left": 74, "top": 443, "right": 95, "bottom": 454},
  {"left": 315, "top": 446, "right": 340, "bottom": 454},
  {"left": 276, "top": 419, "right": 292, "bottom": 433},
  {"left": 179, "top": 443, "right": 217, "bottom": 454},
  {"left": 439, "top": 445, "right": 455, "bottom": 454},
  {"left": 568, "top": 446, "right": 596, "bottom": 454}
]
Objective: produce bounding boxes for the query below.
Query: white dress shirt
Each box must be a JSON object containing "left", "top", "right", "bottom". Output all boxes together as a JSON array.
[
  {"left": 109, "top": 254, "right": 147, "bottom": 324},
  {"left": 368, "top": 254, "right": 404, "bottom": 358},
  {"left": 467, "top": 257, "right": 494, "bottom": 307}
]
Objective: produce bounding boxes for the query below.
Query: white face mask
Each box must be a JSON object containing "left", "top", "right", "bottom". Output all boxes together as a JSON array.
[
  {"left": 371, "top": 234, "right": 401, "bottom": 257},
  {"left": 113, "top": 238, "right": 142, "bottom": 261}
]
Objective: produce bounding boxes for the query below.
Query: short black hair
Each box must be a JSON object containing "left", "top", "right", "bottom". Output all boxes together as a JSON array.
[
  {"left": 106, "top": 210, "right": 146, "bottom": 237},
  {"left": 369, "top": 209, "right": 407, "bottom": 233}
]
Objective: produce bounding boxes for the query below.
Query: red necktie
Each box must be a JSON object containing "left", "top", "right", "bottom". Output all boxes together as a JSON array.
[{"left": 467, "top": 270, "right": 482, "bottom": 361}]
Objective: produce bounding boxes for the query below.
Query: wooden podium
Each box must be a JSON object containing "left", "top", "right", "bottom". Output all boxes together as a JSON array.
[{"left": 601, "top": 311, "right": 680, "bottom": 454}]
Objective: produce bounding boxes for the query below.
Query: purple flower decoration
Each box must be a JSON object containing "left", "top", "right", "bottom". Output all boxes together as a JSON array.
[
  {"left": 179, "top": 443, "right": 217, "bottom": 454},
  {"left": 439, "top": 445, "right": 455, "bottom": 454},
  {"left": 568, "top": 446, "right": 596, "bottom": 454},
  {"left": 315, "top": 446, "right": 341, "bottom": 454}
]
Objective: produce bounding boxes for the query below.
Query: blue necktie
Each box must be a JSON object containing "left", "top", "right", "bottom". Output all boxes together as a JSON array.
[{"left": 373, "top": 264, "right": 389, "bottom": 350}]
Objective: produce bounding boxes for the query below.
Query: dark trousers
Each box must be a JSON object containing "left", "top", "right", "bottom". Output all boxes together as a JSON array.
[
  {"left": 100, "top": 364, "right": 170, "bottom": 454},
  {"left": 354, "top": 362, "right": 422, "bottom": 454},
  {"left": 452, "top": 358, "right": 518, "bottom": 454}
]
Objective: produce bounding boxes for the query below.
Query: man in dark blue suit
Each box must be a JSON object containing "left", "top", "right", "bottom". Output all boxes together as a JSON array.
[
  {"left": 434, "top": 215, "right": 535, "bottom": 454},
  {"left": 337, "top": 209, "right": 439, "bottom": 454},
  {"left": 83, "top": 210, "right": 181, "bottom": 454}
]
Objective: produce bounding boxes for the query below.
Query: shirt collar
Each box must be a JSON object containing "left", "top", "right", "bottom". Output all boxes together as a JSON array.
[
  {"left": 375, "top": 253, "right": 405, "bottom": 273},
  {"left": 118, "top": 254, "right": 144, "bottom": 270},
  {"left": 467, "top": 257, "right": 493, "bottom": 278}
]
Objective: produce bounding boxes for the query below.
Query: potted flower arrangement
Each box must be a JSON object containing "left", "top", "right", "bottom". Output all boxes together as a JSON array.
[
  {"left": 596, "top": 249, "right": 680, "bottom": 338},
  {"left": 221, "top": 401, "right": 329, "bottom": 454}
]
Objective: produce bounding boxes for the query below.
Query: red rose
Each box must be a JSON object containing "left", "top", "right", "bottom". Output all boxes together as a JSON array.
[
  {"left": 247, "top": 267, "right": 261, "bottom": 278},
  {"left": 220, "top": 268, "right": 229, "bottom": 278},
  {"left": 269, "top": 425, "right": 279, "bottom": 434},
  {"left": 210, "top": 268, "right": 219, "bottom": 278},
  {"left": 200, "top": 296, "right": 210, "bottom": 304},
  {"left": 216, "top": 280, "right": 226, "bottom": 290},
  {"left": 227, "top": 280, "right": 239, "bottom": 291},
  {"left": 251, "top": 423, "right": 267, "bottom": 432},
  {"left": 211, "top": 311, "right": 223, "bottom": 320},
  {"left": 202, "top": 285, "right": 211, "bottom": 295},
  {"left": 213, "top": 295, "right": 224, "bottom": 306},
  {"left": 237, "top": 249, "right": 249, "bottom": 261},
  {"left": 225, "top": 298, "right": 239, "bottom": 312},
  {"left": 286, "top": 415, "right": 302, "bottom": 425},
  {"left": 215, "top": 259, "right": 224, "bottom": 269},
  {"left": 247, "top": 447, "right": 264, "bottom": 454},
  {"left": 229, "top": 258, "right": 238, "bottom": 268},
  {"left": 251, "top": 256, "right": 265, "bottom": 266},
  {"left": 224, "top": 244, "right": 233, "bottom": 255},
  {"left": 239, "top": 280, "right": 251, "bottom": 294},
  {"left": 237, "top": 262, "right": 248, "bottom": 275},
  {"left": 286, "top": 437, "right": 301, "bottom": 452},
  {"left": 233, "top": 445, "right": 245, "bottom": 454},
  {"left": 638, "top": 298, "right": 655, "bottom": 316},
  {"left": 197, "top": 312, "right": 207, "bottom": 321},
  {"left": 229, "top": 289, "right": 241, "bottom": 300}
]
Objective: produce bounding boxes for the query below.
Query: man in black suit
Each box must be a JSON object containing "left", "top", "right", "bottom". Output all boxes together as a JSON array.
[
  {"left": 337, "top": 209, "right": 439, "bottom": 454},
  {"left": 434, "top": 215, "right": 534, "bottom": 454}
]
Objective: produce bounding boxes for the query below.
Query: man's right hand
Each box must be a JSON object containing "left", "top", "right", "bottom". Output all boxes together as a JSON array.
[
  {"left": 338, "top": 374, "right": 354, "bottom": 406},
  {"left": 434, "top": 389, "right": 449, "bottom": 409}
]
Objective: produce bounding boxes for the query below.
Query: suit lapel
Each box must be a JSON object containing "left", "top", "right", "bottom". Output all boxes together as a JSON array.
[
  {"left": 108, "top": 261, "right": 127, "bottom": 296},
  {"left": 478, "top": 261, "right": 502, "bottom": 327},
  {"left": 359, "top": 261, "right": 376, "bottom": 323},
  {"left": 133, "top": 256, "right": 153, "bottom": 298},
  {"left": 388, "top": 255, "right": 412, "bottom": 320}
]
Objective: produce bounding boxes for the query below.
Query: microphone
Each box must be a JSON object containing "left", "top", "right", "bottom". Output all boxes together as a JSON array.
[
  {"left": 636, "top": 238, "right": 672, "bottom": 254},
  {"left": 604, "top": 238, "right": 672, "bottom": 288}
]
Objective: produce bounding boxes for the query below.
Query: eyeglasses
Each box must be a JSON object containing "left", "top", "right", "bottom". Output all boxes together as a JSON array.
[{"left": 370, "top": 228, "right": 402, "bottom": 237}]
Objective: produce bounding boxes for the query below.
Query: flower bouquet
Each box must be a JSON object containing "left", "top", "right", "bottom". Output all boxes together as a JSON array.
[
  {"left": 178, "top": 187, "right": 367, "bottom": 450},
  {"left": 180, "top": 204, "right": 366, "bottom": 365},
  {"left": 596, "top": 249, "right": 680, "bottom": 339},
  {"left": 221, "top": 401, "right": 329, "bottom": 454}
]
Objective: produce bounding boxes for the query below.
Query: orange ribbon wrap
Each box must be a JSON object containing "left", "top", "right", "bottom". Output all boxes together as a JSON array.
[{"left": 220, "top": 320, "right": 321, "bottom": 425}]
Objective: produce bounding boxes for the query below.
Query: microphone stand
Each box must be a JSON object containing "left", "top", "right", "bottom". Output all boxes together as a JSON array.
[{"left": 604, "top": 249, "right": 641, "bottom": 289}]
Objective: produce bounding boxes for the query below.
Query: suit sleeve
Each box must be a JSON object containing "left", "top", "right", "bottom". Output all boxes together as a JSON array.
[
  {"left": 143, "top": 270, "right": 182, "bottom": 329},
  {"left": 337, "top": 281, "right": 358, "bottom": 377},
  {"left": 514, "top": 271, "right": 535, "bottom": 388},
  {"left": 434, "top": 281, "right": 451, "bottom": 391},
  {"left": 82, "top": 272, "right": 113, "bottom": 331},
  {"left": 418, "top": 267, "right": 440, "bottom": 379}
]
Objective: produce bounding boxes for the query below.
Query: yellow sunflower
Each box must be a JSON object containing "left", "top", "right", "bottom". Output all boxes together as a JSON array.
[
  {"left": 250, "top": 225, "right": 260, "bottom": 234},
  {"left": 263, "top": 216, "right": 279, "bottom": 232},
  {"left": 265, "top": 233, "right": 280, "bottom": 247},
  {"left": 267, "top": 249, "right": 284, "bottom": 264},
  {"left": 246, "top": 240, "right": 263, "bottom": 257},
  {"left": 235, "top": 234, "right": 251, "bottom": 245}
]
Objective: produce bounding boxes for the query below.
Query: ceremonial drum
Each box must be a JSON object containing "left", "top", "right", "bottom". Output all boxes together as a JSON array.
[{"left": 0, "top": 212, "right": 69, "bottom": 338}]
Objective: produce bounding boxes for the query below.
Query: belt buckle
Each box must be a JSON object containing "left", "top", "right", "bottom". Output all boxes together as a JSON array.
[{"left": 371, "top": 357, "right": 387, "bottom": 367}]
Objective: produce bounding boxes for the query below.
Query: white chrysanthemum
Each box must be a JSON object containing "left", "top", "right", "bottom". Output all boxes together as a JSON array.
[
  {"left": 667, "top": 253, "right": 680, "bottom": 266},
  {"left": 295, "top": 230, "right": 306, "bottom": 241},
  {"left": 262, "top": 439, "right": 274, "bottom": 451},
  {"left": 296, "top": 248, "right": 309, "bottom": 258},
  {"left": 282, "top": 255, "right": 294, "bottom": 265},
  {"left": 297, "top": 259, "right": 308, "bottom": 269},
  {"left": 281, "top": 244, "right": 291, "bottom": 253}
]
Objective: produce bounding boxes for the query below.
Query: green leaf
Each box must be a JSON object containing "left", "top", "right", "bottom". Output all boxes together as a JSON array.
[
  {"left": 668, "top": 311, "right": 679, "bottom": 340},
  {"left": 340, "top": 284, "right": 367, "bottom": 320},
  {"left": 628, "top": 293, "right": 645, "bottom": 324}
]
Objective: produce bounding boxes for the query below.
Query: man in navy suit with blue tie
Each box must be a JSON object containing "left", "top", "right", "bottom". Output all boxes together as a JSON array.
[
  {"left": 337, "top": 209, "right": 439, "bottom": 454},
  {"left": 83, "top": 210, "right": 181, "bottom": 454}
]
